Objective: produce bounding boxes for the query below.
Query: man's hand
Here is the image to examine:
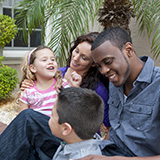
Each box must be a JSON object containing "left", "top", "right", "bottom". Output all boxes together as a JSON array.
[
  {"left": 69, "top": 154, "right": 109, "bottom": 160},
  {"left": 70, "top": 155, "right": 160, "bottom": 160}
]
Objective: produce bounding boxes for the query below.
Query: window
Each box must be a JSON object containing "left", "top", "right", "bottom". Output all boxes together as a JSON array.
[{"left": 3, "top": 0, "right": 41, "bottom": 49}]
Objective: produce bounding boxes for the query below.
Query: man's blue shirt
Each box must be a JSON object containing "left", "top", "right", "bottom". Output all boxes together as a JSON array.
[{"left": 107, "top": 56, "right": 160, "bottom": 156}]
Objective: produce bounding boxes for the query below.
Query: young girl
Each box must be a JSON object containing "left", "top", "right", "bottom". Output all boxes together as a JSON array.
[{"left": 19, "top": 46, "right": 81, "bottom": 117}]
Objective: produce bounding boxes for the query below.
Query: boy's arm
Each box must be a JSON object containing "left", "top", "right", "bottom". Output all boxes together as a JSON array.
[{"left": 70, "top": 155, "right": 160, "bottom": 160}]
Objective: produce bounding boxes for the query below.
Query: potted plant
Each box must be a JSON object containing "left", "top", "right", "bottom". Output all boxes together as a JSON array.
[{"left": 0, "top": 14, "right": 18, "bottom": 56}]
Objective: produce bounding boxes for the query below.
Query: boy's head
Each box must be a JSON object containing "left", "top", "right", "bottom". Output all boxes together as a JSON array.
[{"left": 49, "top": 87, "right": 104, "bottom": 142}]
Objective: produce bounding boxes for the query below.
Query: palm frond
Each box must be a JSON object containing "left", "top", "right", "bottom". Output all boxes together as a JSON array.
[
  {"left": 15, "top": 0, "right": 103, "bottom": 66},
  {"left": 132, "top": 0, "right": 160, "bottom": 59}
]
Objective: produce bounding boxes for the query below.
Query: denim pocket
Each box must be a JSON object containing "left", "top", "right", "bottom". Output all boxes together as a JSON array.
[
  {"left": 129, "top": 104, "right": 152, "bottom": 131},
  {"left": 108, "top": 98, "right": 120, "bottom": 121}
]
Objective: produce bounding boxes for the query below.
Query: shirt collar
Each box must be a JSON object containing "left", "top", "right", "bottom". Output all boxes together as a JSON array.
[
  {"left": 62, "top": 139, "right": 101, "bottom": 155},
  {"left": 135, "top": 56, "right": 154, "bottom": 83}
]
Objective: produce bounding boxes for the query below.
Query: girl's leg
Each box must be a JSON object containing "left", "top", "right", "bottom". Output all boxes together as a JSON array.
[{"left": 0, "top": 109, "right": 61, "bottom": 160}]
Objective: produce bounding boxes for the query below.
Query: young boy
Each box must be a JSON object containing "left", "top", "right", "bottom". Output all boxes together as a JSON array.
[{"left": 48, "top": 87, "right": 104, "bottom": 160}]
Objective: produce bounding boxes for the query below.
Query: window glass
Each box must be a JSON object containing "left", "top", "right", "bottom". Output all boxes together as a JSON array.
[
  {"left": 3, "top": 0, "right": 42, "bottom": 48},
  {"left": 14, "top": 30, "right": 28, "bottom": 47},
  {"left": 30, "top": 31, "right": 41, "bottom": 47},
  {"left": 3, "top": 8, "right": 12, "bottom": 17}
]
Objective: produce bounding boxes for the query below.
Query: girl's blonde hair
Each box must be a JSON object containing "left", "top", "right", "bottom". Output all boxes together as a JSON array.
[{"left": 20, "top": 45, "right": 63, "bottom": 90}]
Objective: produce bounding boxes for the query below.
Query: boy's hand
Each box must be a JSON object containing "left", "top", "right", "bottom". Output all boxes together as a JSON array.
[{"left": 70, "top": 71, "right": 82, "bottom": 87}]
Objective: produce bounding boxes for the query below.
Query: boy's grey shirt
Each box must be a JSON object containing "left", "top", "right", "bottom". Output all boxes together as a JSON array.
[{"left": 52, "top": 139, "right": 102, "bottom": 160}]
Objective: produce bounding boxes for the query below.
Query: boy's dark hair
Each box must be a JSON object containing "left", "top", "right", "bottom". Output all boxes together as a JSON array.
[
  {"left": 56, "top": 87, "right": 104, "bottom": 140},
  {"left": 91, "top": 27, "right": 132, "bottom": 51}
]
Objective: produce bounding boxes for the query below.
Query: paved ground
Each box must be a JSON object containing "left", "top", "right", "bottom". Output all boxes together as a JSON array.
[{"left": 0, "top": 99, "right": 18, "bottom": 125}]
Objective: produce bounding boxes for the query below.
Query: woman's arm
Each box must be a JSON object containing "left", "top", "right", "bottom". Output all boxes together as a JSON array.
[{"left": 20, "top": 79, "right": 34, "bottom": 91}]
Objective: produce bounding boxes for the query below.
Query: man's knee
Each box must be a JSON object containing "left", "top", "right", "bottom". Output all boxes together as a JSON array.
[{"left": 20, "top": 109, "right": 35, "bottom": 118}]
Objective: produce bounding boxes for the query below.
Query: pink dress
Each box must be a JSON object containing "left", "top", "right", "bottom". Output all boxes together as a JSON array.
[{"left": 19, "top": 78, "right": 70, "bottom": 117}]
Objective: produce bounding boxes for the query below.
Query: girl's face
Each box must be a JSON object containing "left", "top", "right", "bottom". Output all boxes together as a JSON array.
[
  {"left": 70, "top": 41, "right": 94, "bottom": 75},
  {"left": 30, "top": 48, "right": 58, "bottom": 80}
]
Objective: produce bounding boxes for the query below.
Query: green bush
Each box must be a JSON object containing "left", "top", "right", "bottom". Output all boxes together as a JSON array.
[
  {"left": 0, "top": 14, "right": 18, "bottom": 47},
  {"left": 0, "top": 57, "right": 19, "bottom": 99}
]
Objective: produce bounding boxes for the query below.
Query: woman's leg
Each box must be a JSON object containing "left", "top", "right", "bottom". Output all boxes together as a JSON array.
[{"left": 0, "top": 109, "right": 61, "bottom": 160}]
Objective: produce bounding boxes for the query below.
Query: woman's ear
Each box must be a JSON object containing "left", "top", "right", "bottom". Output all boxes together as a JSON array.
[
  {"left": 62, "top": 122, "right": 72, "bottom": 136},
  {"left": 30, "top": 64, "right": 36, "bottom": 73},
  {"left": 91, "top": 62, "right": 96, "bottom": 67}
]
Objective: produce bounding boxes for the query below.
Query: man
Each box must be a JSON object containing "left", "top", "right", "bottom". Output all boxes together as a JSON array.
[
  {"left": 1, "top": 27, "right": 160, "bottom": 160},
  {"left": 77, "top": 27, "right": 160, "bottom": 159}
]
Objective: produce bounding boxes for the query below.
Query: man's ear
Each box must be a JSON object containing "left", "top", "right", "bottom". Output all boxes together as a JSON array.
[
  {"left": 62, "top": 122, "right": 72, "bottom": 136},
  {"left": 124, "top": 42, "right": 134, "bottom": 58},
  {"left": 30, "top": 64, "right": 36, "bottom": 73}
]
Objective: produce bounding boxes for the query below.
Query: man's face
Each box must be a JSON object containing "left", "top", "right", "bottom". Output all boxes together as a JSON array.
[{"left": 92, "top": 41, "right": 131, "bottom": 87}]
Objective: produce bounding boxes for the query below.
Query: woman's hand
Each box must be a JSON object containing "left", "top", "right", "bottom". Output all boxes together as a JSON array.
[
  {"left": 20, "top": 79, "right": 34, "bottom": 91},
  {"left": 70, "top": 71, "right": 82, "bottom": 87}
]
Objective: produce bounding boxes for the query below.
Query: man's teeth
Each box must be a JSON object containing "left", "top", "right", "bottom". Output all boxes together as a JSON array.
[{"left": 110, "top": 75, "right": 116, "bottom": 79}]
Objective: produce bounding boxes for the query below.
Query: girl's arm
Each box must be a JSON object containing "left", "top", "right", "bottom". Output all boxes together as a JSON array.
[{"left": 18, "top": 101, "right": 29, "bottom": 113}]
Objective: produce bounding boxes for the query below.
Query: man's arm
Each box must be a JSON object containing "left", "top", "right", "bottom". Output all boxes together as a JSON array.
[{"left": 70, "top": 155, "right": 160, "bottom": 160}]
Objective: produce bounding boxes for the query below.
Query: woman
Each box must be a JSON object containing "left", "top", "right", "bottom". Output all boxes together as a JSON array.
[{"left": 59, "top": 32, "right": 110, "bottom": 138}]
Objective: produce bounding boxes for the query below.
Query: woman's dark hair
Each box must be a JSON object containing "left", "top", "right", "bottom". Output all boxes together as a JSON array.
[{"left": 66, "top": 32, "right": 109, "bottom": 90}]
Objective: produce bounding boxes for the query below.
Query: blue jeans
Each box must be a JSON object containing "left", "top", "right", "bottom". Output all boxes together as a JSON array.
[{"left": 0, "top": 109, "right": 61, "bottom": 160}]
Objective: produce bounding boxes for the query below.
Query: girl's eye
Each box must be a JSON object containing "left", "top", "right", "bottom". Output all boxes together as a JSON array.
[
  {"left": 51, "top": 58, "right": 55, "bottom": 61},
  {"left": 42, "top": 59, "right": 46, "bottom": 61}
]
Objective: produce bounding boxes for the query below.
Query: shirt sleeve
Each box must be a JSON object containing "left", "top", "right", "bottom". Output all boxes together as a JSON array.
[
  {"left": 95, "top": 82, "right": 110, "bottom": 127},
  {"left": 19, "top": 90, "right": 28, "bottom": 105},
  {"left": 62, "top": 78, "right": 71, "bottom": 88}
]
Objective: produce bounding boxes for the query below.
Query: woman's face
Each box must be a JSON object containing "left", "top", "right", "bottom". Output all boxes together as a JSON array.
[{"left": 70, "top": 41, "right": 94, "bottom": 75}]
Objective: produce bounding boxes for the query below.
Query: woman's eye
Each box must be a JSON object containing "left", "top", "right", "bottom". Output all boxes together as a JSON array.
[
  {"left": 75, "top": 49, "right": 79, "bottom": 53},
  {"left": 82, "top": 56, "right": 87, "bottom": 60}
]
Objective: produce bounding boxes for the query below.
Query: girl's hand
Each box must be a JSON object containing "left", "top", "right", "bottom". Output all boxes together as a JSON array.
[
  {"left": 21, "top": 79, "right": 34, "bottom": 91},
  {"left": 70, "top": 71, "right": 82, "bottom": 87}
]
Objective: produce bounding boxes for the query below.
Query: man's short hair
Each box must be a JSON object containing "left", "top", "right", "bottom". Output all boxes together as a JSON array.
[
  {"left": 91, "top": 27, "right": 132, "bottom": 51},
  {"left": 57, "top": 87, "right": 104, "bottom": 140}
]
